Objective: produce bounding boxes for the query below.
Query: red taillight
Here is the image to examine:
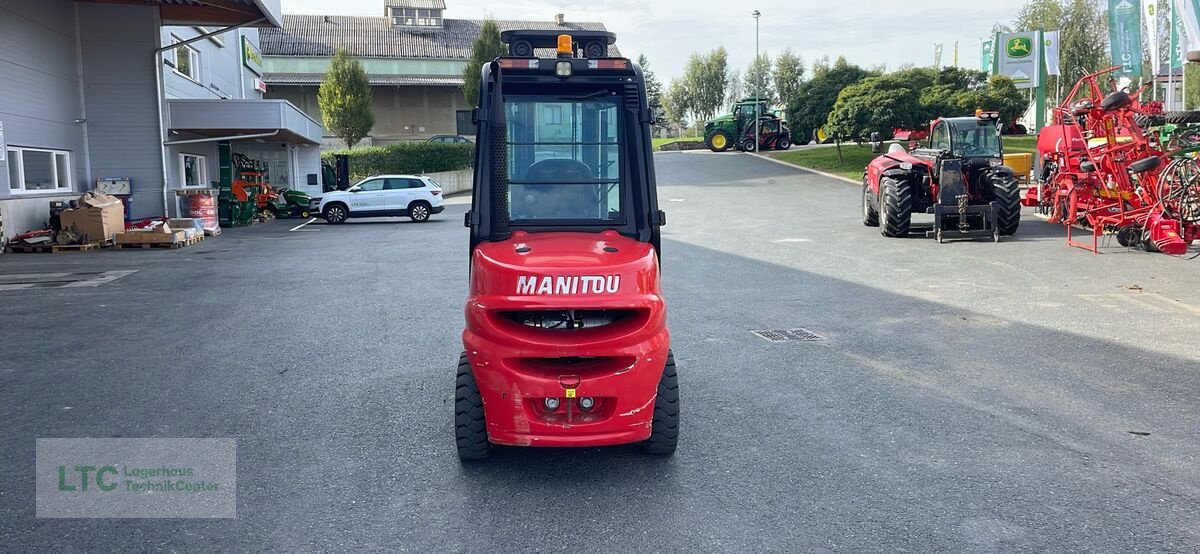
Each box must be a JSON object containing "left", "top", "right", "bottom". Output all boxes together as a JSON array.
[
  {"left": 588, "top": 59, "right": 628, "bottom": 70},
  {"left": 430, "top": 190, "right": 441, "bottom": 195},
  {"left": 498, "top": 58, "right": 538, "bottom": 69}
]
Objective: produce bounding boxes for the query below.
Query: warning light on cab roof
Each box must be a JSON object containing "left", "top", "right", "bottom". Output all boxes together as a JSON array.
[{"left": 557, "top": 34, "right": 573, "bottom": 57}]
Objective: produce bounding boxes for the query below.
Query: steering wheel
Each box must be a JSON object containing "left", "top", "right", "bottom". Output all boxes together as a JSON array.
[
  {"left": 525, "top": 159, "right": 593, "bottom": 182},
  {"left": 959, "top": 144, "right": 985, "bottom": 156}
]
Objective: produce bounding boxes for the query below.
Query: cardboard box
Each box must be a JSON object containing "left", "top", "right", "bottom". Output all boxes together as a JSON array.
[
  {"left": 116, "top": 230, "right": 185, "bottom": 245},
  {"left": 59, "top": 192, "right": 125, "bottom": 243},
  {"left": 167, "top": 218, "right": 203, "bottom": 239}
]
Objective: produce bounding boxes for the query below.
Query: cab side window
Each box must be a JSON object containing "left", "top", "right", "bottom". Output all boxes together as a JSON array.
[{"left": 930, "top": 124, "right": 951, "bottom": 151}]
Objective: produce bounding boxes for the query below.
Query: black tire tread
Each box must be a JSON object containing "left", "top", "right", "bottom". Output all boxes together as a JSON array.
[
  {"left": 1134, "top": 113, "right": 1166, "bottom": 129},
  {"left": 1164, "top": 110, "right": 1200, "bottom": 124},
  {"left": 992, "top": 173, "right": 1021, "bottom": 236},
  {"left": 862, "top": 181, "right": 880, "bottom": 227},
  {"left": 881, "top": 177, "right": 913, "bottom": 237},
  {"left": 455, "top": 353, "right": 491, "bottom": 461},
  {"left": 641, "top": 352, "right": 679, "bottom": 455}
]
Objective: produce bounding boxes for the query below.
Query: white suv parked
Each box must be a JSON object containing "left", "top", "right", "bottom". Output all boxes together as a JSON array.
[{"left": 311, "top": 175, "right": 445, "bottom": 224}]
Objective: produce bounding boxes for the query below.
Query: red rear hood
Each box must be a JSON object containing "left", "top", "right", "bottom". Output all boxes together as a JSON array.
[{"left": 469, "top": 230, "right": 660, "bottom": 300}]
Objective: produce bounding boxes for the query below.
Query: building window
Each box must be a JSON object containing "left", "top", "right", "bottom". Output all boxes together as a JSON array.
[
  {"left": 6, "top": 147, "right": 72, "bottom": 193},
  {"left": 180, "top": 153, "right": 207, "bottom": 188},
  {"left": 173, "top": 36, "right": 201, "bottom": 82},
  {"left": 391, "top": 7, "right": 442, "bottom": 26}
]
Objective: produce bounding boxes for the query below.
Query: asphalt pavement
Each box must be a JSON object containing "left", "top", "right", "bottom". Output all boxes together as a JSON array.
[{"left": 2, "top": 151, "right": 1199, "bottom": 551}]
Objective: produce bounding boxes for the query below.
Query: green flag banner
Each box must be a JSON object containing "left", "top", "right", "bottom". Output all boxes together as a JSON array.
[
  {"left": 1109, "top": 0, "right": 1144, "bottom": 76},
  {"left": 981, "top": 39, "right": 994, "bottom": 72}
]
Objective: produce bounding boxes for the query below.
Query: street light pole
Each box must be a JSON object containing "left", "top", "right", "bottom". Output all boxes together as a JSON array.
[{"left": 753, "top": 9, "right": 760, "bottom": 153}]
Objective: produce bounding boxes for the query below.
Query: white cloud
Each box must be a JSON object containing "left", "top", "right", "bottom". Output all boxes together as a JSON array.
[{"left": 281, "top": 0, "right": 1031, "bottom": 81}]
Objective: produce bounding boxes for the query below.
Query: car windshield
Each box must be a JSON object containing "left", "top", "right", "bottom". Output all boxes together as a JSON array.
[
  {"left": 504, "top": 94, "right": 622, "bottom": 223},
  {"left": 952, "top": 123, "right": 1001, "bottom": 158}
]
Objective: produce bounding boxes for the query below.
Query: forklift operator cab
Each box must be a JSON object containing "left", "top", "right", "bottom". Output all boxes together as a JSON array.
[{"left": 506, "top": 95, "right": 622, "bottom": 222}]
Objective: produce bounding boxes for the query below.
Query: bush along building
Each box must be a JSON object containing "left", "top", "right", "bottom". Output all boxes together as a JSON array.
[
  {"left": 0, "top": 0, "right": 324, "bottom": 239},
  {"left": 260, "top": 0, "right": 614, "bottom": 147}
]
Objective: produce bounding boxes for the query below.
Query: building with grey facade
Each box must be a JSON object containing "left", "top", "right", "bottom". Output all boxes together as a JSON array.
[
  {"left": 1, "top": 0, "right": 323, "bottom": 239},
  {"left": 260, "top": 0, "right": 612, "bottom": 146}
]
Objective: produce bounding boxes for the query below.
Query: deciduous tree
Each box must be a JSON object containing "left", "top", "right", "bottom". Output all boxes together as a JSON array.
[{"left": 318, "top": 48, "right": 374, "bottom": 149}]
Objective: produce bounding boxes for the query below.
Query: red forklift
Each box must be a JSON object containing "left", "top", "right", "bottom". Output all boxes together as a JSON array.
[{"left": 455, "top": 30, "right": 678, "bottom": 460}]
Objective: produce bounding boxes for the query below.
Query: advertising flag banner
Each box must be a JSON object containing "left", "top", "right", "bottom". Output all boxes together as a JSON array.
[
  {"left": 981, "top": 39, "right": 994, "bottom": 72},
  {"left": 1043, "top": 31, "right": 1061, "bottom": 76},
  {"left": 1173, "top": 0, "right": 1200, "bottom": 52},
  {"left": 1109, "top": 0, "right": 1144, "bottom": 76},
  {"left": 1146, "top": 1, "right": 1161, "bottom": 75},
  {"left": 996, "top": 32, "right": 1041, "bottom": 89}
]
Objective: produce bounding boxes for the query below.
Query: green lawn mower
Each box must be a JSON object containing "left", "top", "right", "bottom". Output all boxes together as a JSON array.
[{"left": 261, "top": 188, "right": 313, "bottom": 219}]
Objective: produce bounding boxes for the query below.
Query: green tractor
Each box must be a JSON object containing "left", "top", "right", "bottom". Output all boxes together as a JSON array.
[{"left": 704, "top": 97, "right": 789, "bottom": 152}]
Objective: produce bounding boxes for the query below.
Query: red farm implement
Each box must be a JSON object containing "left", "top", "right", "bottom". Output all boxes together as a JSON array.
[{"left": 1026, "top": 66, "right": 1200, "bottom": 255}]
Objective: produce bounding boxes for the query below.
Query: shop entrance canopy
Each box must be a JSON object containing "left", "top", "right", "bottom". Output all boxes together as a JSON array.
[{"left": 165, "top": 99, "right": 322, "bottom": 145}]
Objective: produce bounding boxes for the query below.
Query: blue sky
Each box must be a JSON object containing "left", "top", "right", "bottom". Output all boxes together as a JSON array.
[{"left": 281, "top": 0, "right": 1033, "bottom": 81}]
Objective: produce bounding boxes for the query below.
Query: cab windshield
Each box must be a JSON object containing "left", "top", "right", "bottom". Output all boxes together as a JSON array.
[
  {"left": 951, "top": 123, "right": 1002, "bottom": 158},
  {"left": 505, "top": 94, "right": 622, "bottom": 223}
]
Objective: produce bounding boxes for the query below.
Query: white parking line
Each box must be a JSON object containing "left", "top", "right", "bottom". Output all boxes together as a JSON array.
[{"left": 290, "top": 218, "right": 318, "bottom": 232}]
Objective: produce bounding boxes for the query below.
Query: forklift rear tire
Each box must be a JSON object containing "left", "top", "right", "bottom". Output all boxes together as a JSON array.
[
  {"left": 880, "top": 177, "right": 912, "bottom": 237},
  {"left": 641, "top": 351, "right": 679, "bottom": 456},
  {"left": 455, "top": 353, "right": 491, "bottom": 461},
  {"left": 324, "top": 204, "right": 349, "bottom": 224},
  {"left": 861, "top": 180, "right": 879, "bottom": 227},
  {"left": 775, "top": 136, "right": 791, "bottom": 150}
]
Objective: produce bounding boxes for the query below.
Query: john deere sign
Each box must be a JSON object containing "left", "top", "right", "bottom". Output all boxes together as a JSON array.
[
  {"left": 996, "top": 32, "right": 1041, "bottom": 89},
  {"left": 1006, "top": 36, "right": 1033, "bottom": 58}
]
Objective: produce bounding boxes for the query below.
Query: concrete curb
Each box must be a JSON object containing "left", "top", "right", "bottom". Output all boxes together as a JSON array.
[{"left": 746, "top": 152, "right": 861, "bottom": 186}]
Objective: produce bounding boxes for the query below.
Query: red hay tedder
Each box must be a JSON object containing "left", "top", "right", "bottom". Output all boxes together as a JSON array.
[{"left": 1025, "top": 66, "right": 1200, "bottom": 255}]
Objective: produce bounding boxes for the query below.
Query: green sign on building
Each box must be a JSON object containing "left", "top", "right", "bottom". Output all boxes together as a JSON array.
[{"left": 242, "top": 35, "right": 263, "bottom": 76}]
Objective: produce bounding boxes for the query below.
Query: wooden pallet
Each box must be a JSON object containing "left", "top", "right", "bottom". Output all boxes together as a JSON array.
[
  {"left": 50, "top": 238, "right": 115, "bottom": 254},
  {"left": 115, "top": 234, "right": 205, "bottom": 250},
  {"left": 4, "top": 243, "right": 54, "bottom": 254},
  {"left": 52, "top": 243, "right": 99, "bottom": 254}
]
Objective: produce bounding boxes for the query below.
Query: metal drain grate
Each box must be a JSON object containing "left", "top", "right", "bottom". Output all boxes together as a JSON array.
[{"left": 750, "top": 328, "right": 827, "bottom": 343}]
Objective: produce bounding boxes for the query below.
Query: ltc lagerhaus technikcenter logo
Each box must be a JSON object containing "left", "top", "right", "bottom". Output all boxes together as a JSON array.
[
  {"left": 36, "top": 438, "right": 236, "bottom": 518},
  {"left": 1006, "top": 36, "right": 1033, "bottom": 58}
]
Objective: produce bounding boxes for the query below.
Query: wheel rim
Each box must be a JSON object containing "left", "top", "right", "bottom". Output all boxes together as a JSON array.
[
  {"left": 712, "top": 134, "right": 726, "bottom": 149},
  {"left": 413, "top": 205, "right": 428, "bottom": 220},
  {"left": 330, "top": 207, "right": 344, "bottom": 222}
]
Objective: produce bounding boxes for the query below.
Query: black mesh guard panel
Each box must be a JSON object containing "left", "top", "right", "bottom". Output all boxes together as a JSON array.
[{"left": 488, "top": 68, "right": 510, "bottom": 241}]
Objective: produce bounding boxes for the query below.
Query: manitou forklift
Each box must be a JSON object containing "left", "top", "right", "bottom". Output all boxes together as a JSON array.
[{"left": 455, "top": 30, "right": 678, "bottom": 460}]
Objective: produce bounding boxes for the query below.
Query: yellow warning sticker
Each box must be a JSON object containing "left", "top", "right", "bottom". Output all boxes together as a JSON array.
[{"left": 565, "top": 388, "right": 576, "bottom": 398}]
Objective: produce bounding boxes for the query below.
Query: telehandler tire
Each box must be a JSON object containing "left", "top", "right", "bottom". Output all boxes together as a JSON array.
[
  {"left": 991, "top": 174, "right": 1022, "bottom": 236},
  {"left": 880, "top": 177, "right": 912, "bottom": 237},
  {"left": 861, "top": 180, "right": 879, "bottom": 227}
]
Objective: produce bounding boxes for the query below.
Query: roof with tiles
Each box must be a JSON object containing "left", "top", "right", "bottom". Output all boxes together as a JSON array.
[{"left": 261, "top": 15, "right": 615, "bottom": 60}]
